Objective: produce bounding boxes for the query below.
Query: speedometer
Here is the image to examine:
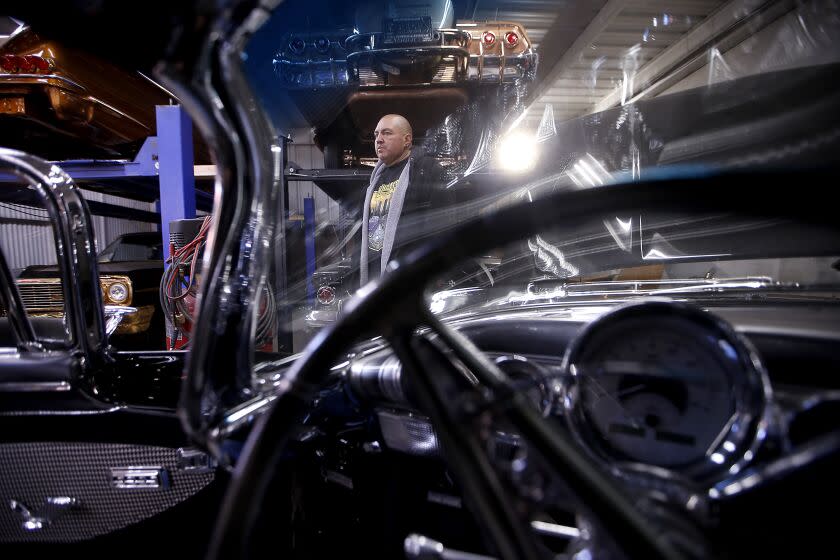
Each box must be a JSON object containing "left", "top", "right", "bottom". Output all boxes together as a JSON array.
[{"left": 562, "top": 299, "right": 772, "bottom": 481}]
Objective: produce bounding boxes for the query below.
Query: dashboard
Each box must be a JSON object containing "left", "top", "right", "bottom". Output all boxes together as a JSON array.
[
  {"left": 267, "top": 297, "right": 840, "bottom": 558},
  {"left": 342, "top": 299, "right": 840, "bottom": 501}
]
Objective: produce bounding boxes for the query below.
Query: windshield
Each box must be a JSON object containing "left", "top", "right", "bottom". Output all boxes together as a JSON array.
[
  {"left": 97, "top": 234, "right": 163, "bottom": 262},
  {"left": 238, "top": 0, "right": 840, "bottom": 357}
]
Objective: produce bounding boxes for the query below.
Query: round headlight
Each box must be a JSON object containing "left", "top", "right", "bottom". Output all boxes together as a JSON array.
[{"left": 108, "top": 282, "right": 129, "bottom": 304}]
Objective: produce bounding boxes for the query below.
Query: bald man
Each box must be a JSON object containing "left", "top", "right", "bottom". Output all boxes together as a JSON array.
[{"left": 360, "top": 114, "right": 447, "bottom": 285}]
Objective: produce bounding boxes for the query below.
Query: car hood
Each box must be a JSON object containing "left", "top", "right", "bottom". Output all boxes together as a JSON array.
[{"left": 18, "top": 260, "right": 163, "bottom": 278}]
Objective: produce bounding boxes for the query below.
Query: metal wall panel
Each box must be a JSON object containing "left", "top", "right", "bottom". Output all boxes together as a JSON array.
[
  {"left": 0, "top": 188, "right": 157, "bottom": 275},
  {"left": 0, "top": 202, "right": 55, "bottom": 274},
  {"left": 287, "top": 127, "right": 339, "bottom": 225}
]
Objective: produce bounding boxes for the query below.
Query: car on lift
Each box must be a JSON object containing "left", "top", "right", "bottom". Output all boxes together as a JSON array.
[
  {"left": 0, "top": 17, "right": 178, "bottom": 160},
  {"left": 272, "top": 0, "right": 537, "bottom": 169},
  {"left": 0, "top": 16, "right": 213, "bottom": 164},
  {"left": 15, "top": 231, "right": 166, "bottom": 350}
]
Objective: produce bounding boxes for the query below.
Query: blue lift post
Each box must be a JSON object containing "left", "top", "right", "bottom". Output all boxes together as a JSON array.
[
  {"left": 304, "top": 196, "right": 316, "bottom": 302},
  {"left": 156, "top": 105, "right": 196, "bottom": 266}
]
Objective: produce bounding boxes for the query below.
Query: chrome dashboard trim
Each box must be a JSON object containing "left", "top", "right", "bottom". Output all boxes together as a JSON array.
[{"left": 561, "top": 298, "right": 774, "bottom": 486}]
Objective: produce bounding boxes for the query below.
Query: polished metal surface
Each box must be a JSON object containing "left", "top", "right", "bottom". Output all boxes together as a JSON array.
[
  {"left": 562, "top": 298, "right": 773, "bottom": 484},
  {"left": 110, "top": 467, "right": 171, "bottom": 490},
  {"left": 0, "top": 73, "right": 86, "bottom": 90},
  {"left": 0, "top": 149, "right": 108, "bottom": 368},
  {"left": 10, "top": 497, "right": 79, "bottom": 531},
  {"left": 530, "top": 521, "right": 580, "bottom": 539},
  {"left": 157, "top": 3, "right": 284, "bottom": 462},
  {"left": 404, "top": 533, "right": 497, "bottom": 560},
  {"left": 176, "top": 447, "right": 216, "bottom": 473},
  {"left": 0, "top": 381, "right": 70, "bottom": 392}
]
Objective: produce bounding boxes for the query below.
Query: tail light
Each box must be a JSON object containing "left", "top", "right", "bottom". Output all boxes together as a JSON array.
[
  {"left": 504, "top": 31, "right": 519, "bottom": 47},
  {"left": 482, "top": 31, "right": 496, "bottom": 47},
  {"left": 314, "top": 36, "right": 330, "bottom": 53},
  {"left": 289, "top": 37, "right": 306, "bottom": 55},
  {"left": 317, "top": 285, "right": 336, "bottom": 305},
  {"left": 0, "top": 54, "right": 52, "bottom": 74}
]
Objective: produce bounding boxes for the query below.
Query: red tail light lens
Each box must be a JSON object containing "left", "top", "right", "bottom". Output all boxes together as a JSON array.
[
  {"left": 26, "top": 55, "right": 50, "bottom": 73},
  {"left": 0, "top": 55, "right": 16, "bottom": 72},
  {"left": 482, "top": 31, "right": 496, "bottom": 47},
  {"left": 504, "top": 31, "right": 519, "bottom": 47},
  {"left": 0, "top": 54, "right": 51, "bottom": 73},
  {"left": 18, "top": 55, "right": 36, "bottom": 72}
]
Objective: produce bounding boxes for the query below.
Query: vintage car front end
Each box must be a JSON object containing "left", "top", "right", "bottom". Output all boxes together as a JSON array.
[{"left": 13, "top": 274, "right": 155, "bottom": 337}]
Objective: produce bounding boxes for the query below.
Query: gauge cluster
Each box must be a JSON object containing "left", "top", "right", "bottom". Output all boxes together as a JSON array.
[{"left": 560, "top": 300, "right": 773, "bottom": 484}]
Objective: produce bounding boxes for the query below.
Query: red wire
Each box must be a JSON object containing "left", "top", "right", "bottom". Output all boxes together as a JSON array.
[{"left": 165, "top": 216, "right": 212, "bottom": 301}]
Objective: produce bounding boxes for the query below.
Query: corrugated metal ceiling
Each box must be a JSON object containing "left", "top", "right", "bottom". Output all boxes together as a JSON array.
[{"left": 472, "top": 0, "right": 731, "bottom": 126}]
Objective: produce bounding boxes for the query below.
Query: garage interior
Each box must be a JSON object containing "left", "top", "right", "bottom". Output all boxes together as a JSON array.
[{"left": 1, "top": 1, "right": 839, "bottom": 558}]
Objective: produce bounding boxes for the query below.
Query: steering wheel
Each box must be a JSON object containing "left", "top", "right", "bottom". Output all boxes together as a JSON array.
[{"left": 203, "top": 168, "right": 835, "bottom": 560}]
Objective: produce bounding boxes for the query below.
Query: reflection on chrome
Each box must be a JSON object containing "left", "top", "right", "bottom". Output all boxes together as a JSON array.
[
  {"left": 479, "top": 277, "right": 780, "bottom": 311},
  {"left": 567, "top": 153, "right": 611, "bottom": 188},
  {"left": 527, "top": 235, "right": 579, "bottom": 279},
  {"left": 103, "top": 305, "right": 137, "bottom": 337},
  {"left": 603, "top": 216, "right": 633, "bottom": 252},
  {"left": 463, "top": 125, "right": 496, "bottom": 176},
  {"left": 212, "top": 394, "right": 278, "bottom": 440},
  {"left": 708, "top": 46, "right": 734, "bottom": 85},
  {"left": 535, "top": 103, "right": 556, "bottom": 143},
  {"left": 641, "top": 231, "right": 731, "bottom": 261},
  {"left": 620, "top": 43, "right": 642, "bottom": 106},
  {"left": 429, "top": 287, "right": 485, "bottom": 316}
]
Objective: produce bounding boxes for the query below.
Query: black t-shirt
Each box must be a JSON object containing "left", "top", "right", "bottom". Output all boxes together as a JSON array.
[{"left": 366, "top": 157, "right": 409, "bottom": 280}]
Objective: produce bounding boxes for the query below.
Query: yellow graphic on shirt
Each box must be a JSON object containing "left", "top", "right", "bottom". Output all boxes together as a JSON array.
[{"left": 369, "top": 179, "right": 399, "bottom": 251}]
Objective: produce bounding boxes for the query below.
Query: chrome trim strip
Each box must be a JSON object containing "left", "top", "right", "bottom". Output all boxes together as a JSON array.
[
  {"left": 0, "top": 381, "right": 71, "bottom": 392},
  {"left": 84, "top": 96, "right": 149, "bottom": 129},
  {"left": 0, "top": 73, "right": 86, "bottom": 90},
  {"left": 160, "top": 5, "right": 287, "bottom": 461},
  {"left": 110, "top": 467, "right": 171, "bottom": 489},
  {"left": 0, "top": 406, "right": 123, "bottom": 416},
  {"left": 347, "top": 45, "right": 469, "bottom": 62},
  {"left": 530, "top": 521, "right": 580, "bottom": 539},
  {"left": 137, "top": 71, "right": 179, "bottom": 100}
]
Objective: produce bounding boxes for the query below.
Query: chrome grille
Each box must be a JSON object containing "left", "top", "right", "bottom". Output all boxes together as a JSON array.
[{"left": 16, "top": 280, "right": 64, "bottom": 312}]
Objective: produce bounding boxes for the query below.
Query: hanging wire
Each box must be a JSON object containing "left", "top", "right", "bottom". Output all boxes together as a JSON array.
[{"left": 160, "top": 216, "right": 276, "bottom": 349}]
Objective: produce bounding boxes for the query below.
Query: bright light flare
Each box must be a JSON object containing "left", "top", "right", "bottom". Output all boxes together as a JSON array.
[{"left": 497, "top": 132, "right": 538, "bottom": 172}]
